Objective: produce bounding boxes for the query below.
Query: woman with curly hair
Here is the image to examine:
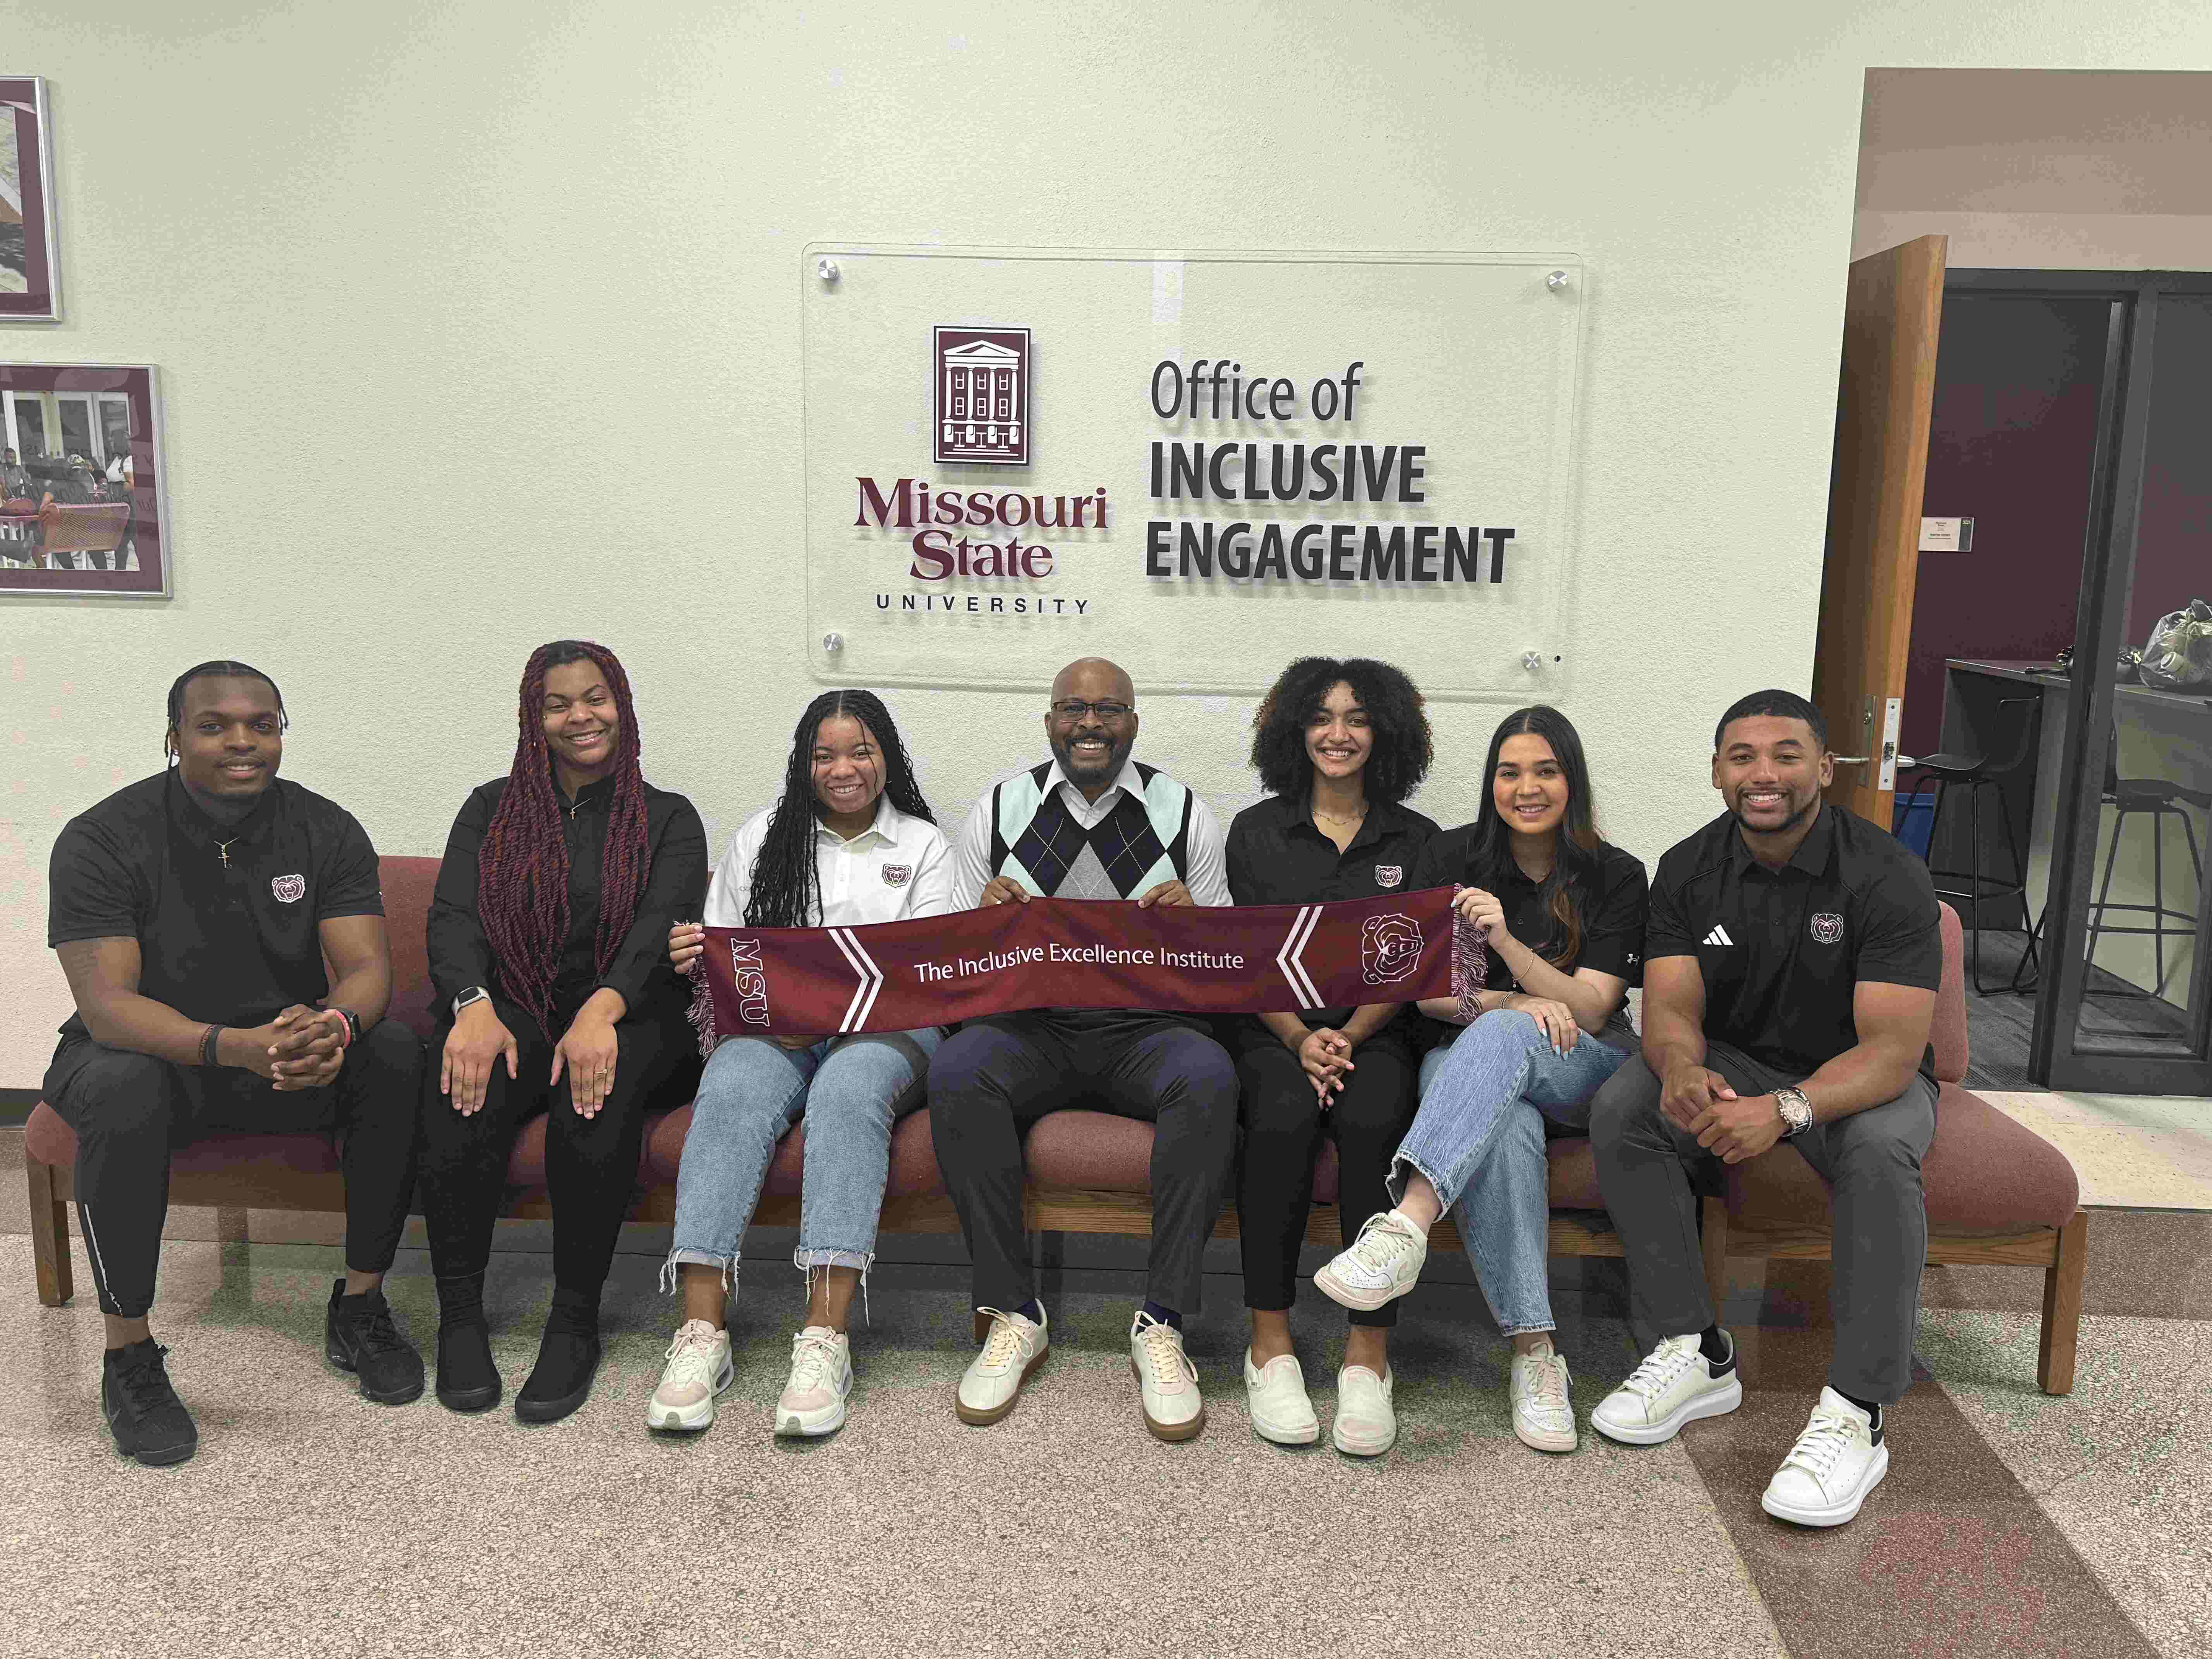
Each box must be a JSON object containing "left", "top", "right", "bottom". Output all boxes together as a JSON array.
[
  {"left": 647, "top": 690, "right": 951, "bottom": 1439},
  {"left": 1314, "top": 705, "right": 1647, "bottom": 1456},
  {"left": 420, "top": 640, "right": 707, "bottom": 1423},
  {"left": 1225, "top": 656, "right": 1438, "bottom": 1455}
]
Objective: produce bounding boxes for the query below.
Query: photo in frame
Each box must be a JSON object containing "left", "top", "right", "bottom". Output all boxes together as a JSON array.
[
  {"left": 0, "top": 364, "right": 170, "bottom": 598},
  {"left": 0, "top": 77, "right": 60, "bottom": 321}
]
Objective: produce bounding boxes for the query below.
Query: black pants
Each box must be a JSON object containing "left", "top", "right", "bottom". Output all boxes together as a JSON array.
[
  {"left": 417, "top": 997, "right": 700, "bottom": 1293},
  {"left": 43, "top": 1021, "right": 425, "bottom": 1319},
  {"left": 1234, "top": 1023, "right": 1418, "bottom": 1327},
  {"left": 1590, "top": 1041, "right": 1938, "bottom": 1405},
  {"left": 927, "top": 1013, "right": 1239, "bottom": 1315}
]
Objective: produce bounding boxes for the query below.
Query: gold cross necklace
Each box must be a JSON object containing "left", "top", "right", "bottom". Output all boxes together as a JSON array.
[{"left": 214, "top": 837, "right": 240, "bottom": 868}]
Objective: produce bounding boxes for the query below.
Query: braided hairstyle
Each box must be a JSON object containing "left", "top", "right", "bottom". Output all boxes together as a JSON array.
[
  {"left": 744, "top": 690, "right": 934, "bottom": 929},
  {"left": 477, "top": 640, "right": 651, "bottom": 1035}
]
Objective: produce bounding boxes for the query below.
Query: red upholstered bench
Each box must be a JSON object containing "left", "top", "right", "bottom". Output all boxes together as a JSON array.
[{"left": 24, "top": 861, "right": 2086, "bottom": 1393}]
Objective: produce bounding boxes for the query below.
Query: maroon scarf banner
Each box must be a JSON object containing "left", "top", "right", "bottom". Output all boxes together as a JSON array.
[{"left": 695, "top": 887, "right": 1474, "bottom": 1040}]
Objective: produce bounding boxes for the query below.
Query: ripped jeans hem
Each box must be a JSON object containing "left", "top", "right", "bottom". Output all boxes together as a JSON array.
[
  {"left": 660, "top": 1247, "right": 737, "bottom": 1296},
  {"left": 1384, "top": 1150, "right": 1455, "bottom": 1212},
  {"left": 794, "top": 1247, "right": 876, "bottom": 1274}
]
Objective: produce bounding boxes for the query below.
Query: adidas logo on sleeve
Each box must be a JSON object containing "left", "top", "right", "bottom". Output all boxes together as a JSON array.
[{"left": 1704, "top": 925, "right": 1735, "bottom": 947}]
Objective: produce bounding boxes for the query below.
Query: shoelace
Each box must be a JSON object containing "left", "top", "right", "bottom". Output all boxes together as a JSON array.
[
  {"left": 663, "top": 1324, "right": 721, "bottom": 1378},
  {"left": 788, "top": 1330, "right": 842, "bottom": 1390},
  {"left": 1134, "top": 1319, "right": 1193, "bottom": 1388},
  {"left": 1619, "top": 1338, "right": 1700, "bottom": 1402},
  {"left": 1349, "top": 1213, "right": 1418, "bottom": 1274},
  {"left": 1782, "top": 1411, "right": 1858, "bottom": 1480},
  {"left": 975, "top": 1308, "right": 1031, "bottom": 1369},
  {"left": 1521, "top": 1353, "right": 1570, "bottom": 1410},
  {"left": 347, "top": 1299, "right": 409, "bottom": 1360},
  {"left": 112, "top": 1345, "right": 177, "bottom": 1415}
]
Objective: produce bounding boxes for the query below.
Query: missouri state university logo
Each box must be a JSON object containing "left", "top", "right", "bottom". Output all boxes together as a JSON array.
[
  {"left": 934, "top": 326, "right": 1031, "bottom": 465},
  {"left": 1360, "top": 912, "right": 1424, "bottom": 985},
  {"left": 1374, "top": 865, "right": 1403, "bottom": 889},
  {"left": 729, "top": 937, "right": 773, "bottom": 1027},
  {"left": 1810, "top": 912, "right": 1844, "bottom": 945},
  {"left": 881, "top": 864, "right": 914, "bottom": 888},
  {"left": 271, "top": 874, "right": 306, "bottom": 904}
]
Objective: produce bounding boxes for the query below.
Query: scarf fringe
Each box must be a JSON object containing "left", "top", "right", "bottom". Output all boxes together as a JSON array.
[
  {"left": 685, "top": 963, "right": 718, "bottom": 1058},
  {"left": 1449, "top": 887, "right": 1490, "bottom": 1024}
]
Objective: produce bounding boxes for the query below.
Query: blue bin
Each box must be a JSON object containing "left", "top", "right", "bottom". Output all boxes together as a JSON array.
[{"left": 1892, "top": 791, "right": 1934, "bottom": 860}]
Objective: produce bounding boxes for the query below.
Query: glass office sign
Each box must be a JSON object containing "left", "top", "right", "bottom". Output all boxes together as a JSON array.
[{"left": 802, "top": 246, "right": 1585, "bottom": 698}]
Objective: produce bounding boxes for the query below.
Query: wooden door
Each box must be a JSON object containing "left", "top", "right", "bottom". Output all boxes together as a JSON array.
[{"left": 1811, "top": 234, "right": 1947, "bottom": 824}]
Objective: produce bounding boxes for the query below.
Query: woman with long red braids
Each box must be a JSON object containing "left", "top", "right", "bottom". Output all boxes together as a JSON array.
[{"left": 419, "top": 640, "right": 706, "bottom": 1422}]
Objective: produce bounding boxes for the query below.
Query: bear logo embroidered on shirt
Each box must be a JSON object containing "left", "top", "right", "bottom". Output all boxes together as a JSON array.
[
  {"left": 1810, "top": 912, "right": 1844, "bottom": 945},
  {"left": 272, "top": 874, "right": 306, "bottom": 904},
  {"left": 881, "top": 864, "right": 914, "bottom": 888},
  {"left": 1374, "top": 865, "right": 1403, "bottom": 889}
]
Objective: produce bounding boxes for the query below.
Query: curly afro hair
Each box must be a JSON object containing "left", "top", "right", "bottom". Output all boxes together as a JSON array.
[{"left": 1249, "top": 656, "right": 1432, "bottom": 804}]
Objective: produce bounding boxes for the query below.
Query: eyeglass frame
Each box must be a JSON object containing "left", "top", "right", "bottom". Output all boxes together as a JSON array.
[{"left": 1048, "top": 698, "right": 1136, "bottom": 721}]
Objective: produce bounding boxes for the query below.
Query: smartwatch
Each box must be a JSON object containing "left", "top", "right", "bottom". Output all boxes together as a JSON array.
[
  {"left": 453, "top": 986, "right": 491, "bottom": 1017},
  {"left": 1774, "top": 1085, "right": 1814, "bottom": 1137}
]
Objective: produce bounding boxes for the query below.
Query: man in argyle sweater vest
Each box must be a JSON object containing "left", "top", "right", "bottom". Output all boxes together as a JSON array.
[{"left": 930, "top": 658, "right": 1238, "bottom": 1443}]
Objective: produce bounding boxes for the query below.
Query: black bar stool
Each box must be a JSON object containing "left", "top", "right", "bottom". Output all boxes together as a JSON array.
[
  {"left": 2083, "top": 771, "right": 2208, "bottom": 1003},
  {"left": 1901, "top": 695, "right": 2040, "bottom": 994}
]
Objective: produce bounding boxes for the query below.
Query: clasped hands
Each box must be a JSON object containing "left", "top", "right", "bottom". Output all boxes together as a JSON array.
[
  {"left": 238, "top": 1005, "right": 348, "bottom": 1092},
  {"left": 1660, "top": 1063, "right": 1787, "bottom": 1164}
]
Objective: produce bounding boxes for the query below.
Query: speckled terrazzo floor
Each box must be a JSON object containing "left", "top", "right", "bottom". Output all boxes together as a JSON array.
[{"left": 5, "top": 1231, "right": 2205, "bottom": 1659}]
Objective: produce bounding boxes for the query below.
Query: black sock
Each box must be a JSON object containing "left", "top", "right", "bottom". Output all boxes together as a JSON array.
[
  {"left": 1140, "top": 1299, "right": 1182, "bottom": 1331},
  {"left": 435, "top": 1272, "right": 486, "bottom": 1331},
  {"left": 1012, "top": 1298, "right": 1044, "bottom": 1324},
  {"left": 1698, "top": 1325, "right": 1731, "bottom": 1365},
  {"left": 547, "top": 1285, "right": 600, "bottom": 1336},
  {"left": 1838, "top": 1388, "right": 1882, "bottom": 1426}
]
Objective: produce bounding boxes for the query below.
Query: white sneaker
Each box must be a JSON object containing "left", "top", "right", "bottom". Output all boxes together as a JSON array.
[
  {"left": 1243, "top": 1350, "right": 1319, "bottom": 1446},
  {"left": 1761, "top": 1388, "right": 1889, "bottom": 1527},
  {"left": 1591, "top": 1332, "right": 1743, "bottom": 1446},
  {"left": 1130, "top": 1312, "right": 1204, "bottom": 1442},
  {"left": 1332, "top": 1364, "right": 1396, "bottom": 1456},
  {"left": 1314, "top": 1211, "right": 1428, "bottom": 1312},
  {"left": 956, "top": 1305, "right": 1048, "bottom": 1426},
  {"left": 645, "top": 1319, "right": 732, "bottom": 1432},
  {"left": 1510, "top": 1339, "right": 1578, "bottom": 1453},
  {"left": 775, "top": 1326, "right": 852, "bottom": 1437}
]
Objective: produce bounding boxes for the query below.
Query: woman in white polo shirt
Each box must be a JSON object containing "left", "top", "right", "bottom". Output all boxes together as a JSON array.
[{"left": 648, "top": 689, "right": 952, "bottom": 1438}]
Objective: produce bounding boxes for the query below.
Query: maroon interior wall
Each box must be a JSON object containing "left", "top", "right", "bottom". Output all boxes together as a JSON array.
[
  {"left": 2131, "top": 295, "right": 2212, "bottom": 648},
  {"left": 1905, "top": 295, "right": 2108, "bottom": 760}
]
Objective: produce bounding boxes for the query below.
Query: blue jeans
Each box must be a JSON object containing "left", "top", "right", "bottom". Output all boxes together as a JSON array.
[
  {"left": 1390, "top": 1010, "right": 1630, "bottom": 1336},
  {"left": 664, "top": 1026, "right": 941, "bottom": 1296}
]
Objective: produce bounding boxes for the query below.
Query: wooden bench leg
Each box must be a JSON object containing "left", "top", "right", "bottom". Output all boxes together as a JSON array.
[
  {"left": 1699, "top": 1195, "right": 1727, "bottom": 1313},
  {"left": 27, "top": 1154, "right": 74, "bottom": 1308},
  {"left": 2037, "top": 1209, "right": 2087, "bottom": 1396}
]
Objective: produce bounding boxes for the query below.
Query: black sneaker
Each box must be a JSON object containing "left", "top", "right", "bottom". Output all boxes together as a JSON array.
[
  {"left": 102, "top": 1340, "right": 198, "bottom": 1466},
  {"left": 515, "top": 1293, "right": 601, "bottom": 1425},
  {"left": 325, "top": 1280, "right": 426, "bottom": 1405}
]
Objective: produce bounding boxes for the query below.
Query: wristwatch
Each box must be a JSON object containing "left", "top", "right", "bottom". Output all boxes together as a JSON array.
[
  {"left": 1774, "top": 1086, "right": 1814, "bottom": 1137},
  {"left": 453, "top": 986, "right": 491, "bottom": 1017}
]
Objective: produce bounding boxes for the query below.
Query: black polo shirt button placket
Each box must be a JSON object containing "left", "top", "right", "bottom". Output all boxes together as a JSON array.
[{"left": 1644, "top": 804, "right": 1942, "bottom": 1081}]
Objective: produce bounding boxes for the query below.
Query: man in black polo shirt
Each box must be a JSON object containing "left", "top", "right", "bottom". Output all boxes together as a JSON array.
[
  {"left": 1587, "top": 689, "right": 1940, "bottom": 1529},
  {"left": 46, "top": 661, "right": 427, "bottom": 1465}
]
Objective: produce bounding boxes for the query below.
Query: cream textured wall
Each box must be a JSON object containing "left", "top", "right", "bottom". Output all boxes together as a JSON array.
[{"left": 6, "top": 3, "right": 2212, "bottom": 1087}]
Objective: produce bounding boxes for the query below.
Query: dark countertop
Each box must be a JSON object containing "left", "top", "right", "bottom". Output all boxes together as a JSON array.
[{"left": 1948, "top": 658, "right": 2212, "bottom": 711}]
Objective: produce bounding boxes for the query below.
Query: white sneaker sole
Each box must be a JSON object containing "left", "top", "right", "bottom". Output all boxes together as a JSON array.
[
  {"left": 1592, "top": 1372, "right": 1743, "bottom": 1446},
  {"left": 644, "top": 1354, "right": 734, "bottom": 1432},
  {"left": 1761, "top": 1442, "right": 1889, "bottom": 1527},
  {"left": 1513, "top": 1412, "right": 1579, "bottom": 1453},
  {"left": 1247, "top": 1396, "right": 1320, "bottom": 1446},
  {"left": 1331, "top": 1415, "right": 1396, "bottom": 1457},
  {"left": 775, "top": 1379, "right": 851, "bottom": 1438},
  {"left": 1313, "top": 1262, "right": 1415, "bottom": 1314}
]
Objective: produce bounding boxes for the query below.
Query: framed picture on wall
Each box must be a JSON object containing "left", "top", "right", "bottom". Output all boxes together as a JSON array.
[
  {"left": 1, "top": 77, "right": 60, "bottom": 321},
  {"left": 0, "top": 364, "right": 170, "bottom": 598}
]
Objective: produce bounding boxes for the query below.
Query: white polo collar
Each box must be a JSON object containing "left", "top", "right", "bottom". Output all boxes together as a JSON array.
[{"left": 814, "top": 795, "right": 904, "bottom": 847}]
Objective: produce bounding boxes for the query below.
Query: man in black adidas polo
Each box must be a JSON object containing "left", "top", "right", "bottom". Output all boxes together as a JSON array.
[
  {"left": 1587, "top": 689, "right": 1940, "bottom": 1529},
  {"left": 45, "top": 661, "right": 426, "bottom": 1465}
]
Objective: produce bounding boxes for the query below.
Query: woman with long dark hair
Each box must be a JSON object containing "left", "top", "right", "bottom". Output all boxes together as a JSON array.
[
  {"left": 420, "top": 640, "right": 707, "bottom": 1423},
  {"left": 1314, "top": 704, "right": 1647, "bottom": 1455},
  {"left": 1225, "top": 656, "right": 1438, "bottom": 1456},
  {"left": 647, "top": 689, "right": 951, "bottom": 1439}
]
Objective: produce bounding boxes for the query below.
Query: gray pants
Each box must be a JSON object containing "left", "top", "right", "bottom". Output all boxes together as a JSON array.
[{"left": 1589, "top": 1039, "right": 1937, "bottom": 1404}]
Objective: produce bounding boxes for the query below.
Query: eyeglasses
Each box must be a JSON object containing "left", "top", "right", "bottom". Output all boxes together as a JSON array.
[{"left": 1050, "top": 699, "right": 1133, "bottom": 720}]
